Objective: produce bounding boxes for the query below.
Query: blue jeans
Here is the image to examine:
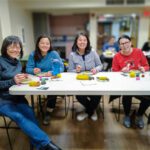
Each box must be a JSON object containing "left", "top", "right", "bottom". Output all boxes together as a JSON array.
[{"left": 0, "top": 103, "right": 51, "bottom": 149}]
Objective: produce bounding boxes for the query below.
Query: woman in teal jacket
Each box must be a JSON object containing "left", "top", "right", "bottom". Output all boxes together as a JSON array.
[{"left": 26, "top": 35, "right": 64, "bottom": 125}]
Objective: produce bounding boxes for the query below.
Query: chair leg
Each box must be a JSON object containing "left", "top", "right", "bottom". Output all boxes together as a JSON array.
[
  {"left": 38, "top": 95, "right": 45, "bottom": 119},
  {"left": 147, "top": 113, "right": 150, "bottom": 125},
  {"left": 102, "top": 96, "right": 105, "bottom": 118},
  {"left": 97, "top": 96, "right": 105, "bottom": 119},
  {"left": 71, "top": 96, "right": 76, "bottom": 119},
  {"left": 118, "top": 97, "right": 121, "bottom": 121},
  {"left": 64, "top": 96, "right": 70, "bottom": 117},
  {"left": 113, "top": 96, "right": 122, "bottom": 122},
  {"left": 30, "top": 143, "right": 34, "bottom": 150},
  {"left": 3, "top": 117, "right": 13, "bottom": 150}
]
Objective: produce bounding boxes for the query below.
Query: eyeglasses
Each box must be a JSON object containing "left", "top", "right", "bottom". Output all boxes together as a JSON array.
[
  {"left": 120, "top": 41, "right": 130, "bottom": 46},
  {"left": 7, "top": 46, "right": 21, "bottom": 52}
]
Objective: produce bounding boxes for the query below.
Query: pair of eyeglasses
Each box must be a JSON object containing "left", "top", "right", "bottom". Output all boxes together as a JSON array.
[
  {"left": 7, "top": 47, "right": 21, "bottom": 52},
  {"left": 120, "top": 41, "right": 130, "bottom": 46}
]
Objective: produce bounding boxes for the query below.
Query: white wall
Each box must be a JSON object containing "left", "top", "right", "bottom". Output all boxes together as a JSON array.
[
  {"left": 9, "top": 1, "right": 34, "bottom": 57},
  {"left": 138, "top": 16, "right": 150, "bottom": 48},
  {"left": 0, "top": 0, "right": 34, "bottom": 57},
  {"left": 0, "top": 0, "right": 11, "bottom": 40},
  {"left": 89, "top": 13, "right": 97, "bottom": 51}
]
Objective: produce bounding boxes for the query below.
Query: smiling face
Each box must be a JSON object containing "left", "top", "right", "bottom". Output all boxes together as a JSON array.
[
  {"left": 7, "top": 43, "right": 21, "bottom": 59},
  {"left": 119, "top": 38, "right": 132, "bottom": 55},
  {"left": 77, "top": 35, "right": 88, "bottom": 53},
  {"left": 38, "top": 37, "right": 51, "bottom": 55}
]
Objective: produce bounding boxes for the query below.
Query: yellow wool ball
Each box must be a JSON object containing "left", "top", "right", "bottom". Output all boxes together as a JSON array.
[{"left": 129, "top": 71, "right": 136, "bottom": 78}]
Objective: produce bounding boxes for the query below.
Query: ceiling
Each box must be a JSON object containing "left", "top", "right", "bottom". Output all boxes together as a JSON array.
[{"left": 10, "top": 0, "right": 150, "bottom": 15}]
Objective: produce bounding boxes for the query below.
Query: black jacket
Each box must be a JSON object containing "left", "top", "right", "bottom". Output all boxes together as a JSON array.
[{"left": 0, "top": 56, "right": 27, "bottom": 105}]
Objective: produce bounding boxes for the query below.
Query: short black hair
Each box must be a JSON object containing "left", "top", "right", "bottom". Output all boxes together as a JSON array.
[
  {"left": 1, "top": 35, "right": 23, "bottom": 58},
  {"left": 118, "top": 35, "right": 131, "bottom": 44},
  {"left": 72, "top": 32, "right": 91, "bottom": 55},
  {"left": 34, "top": 35, "right": 53, "bottom": 61}
]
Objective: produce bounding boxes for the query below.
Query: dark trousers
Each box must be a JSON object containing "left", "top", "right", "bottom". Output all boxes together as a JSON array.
[
  {"left": 122, "top": 96, "right": 150, "bottom": 116},
  {"left": 76, "top": 95, "right": 101, "bottom": 116},
  {"left": 46, "top": 95, "right": 57, "bottom": 109},
  {"left": 100, "top": 54, "right": 112, "bottom": 71}
]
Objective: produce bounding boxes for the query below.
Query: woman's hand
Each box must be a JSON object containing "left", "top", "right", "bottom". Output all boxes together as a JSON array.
[
  {"left": 138, "top": 66, "right": 145, "bottom": 73},
  {"left": 122, "top": 63, "right": 130, "bottom": 73},
  {"left": 14, "top": 73, "right": 28, "bottom": 84},
  {"left": 76, "top": 65, "right": 82, "bottom": 73},
  {"left": 45, "top": 71, "right": 52, "bottom": 77},
  {"left": 33, "top": 68, "right": 41, "bottom": 74},
  {"left": 121, "top": 66, "right": 130, "bottom": 73},
  {"left": 91, "top": 68, "right": 97, "bottom": 74}
]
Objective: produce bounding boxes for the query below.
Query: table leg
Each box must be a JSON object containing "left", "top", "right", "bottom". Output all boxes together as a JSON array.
[{"left": 31, "top": 95, "right": 35, "bottom": 113}]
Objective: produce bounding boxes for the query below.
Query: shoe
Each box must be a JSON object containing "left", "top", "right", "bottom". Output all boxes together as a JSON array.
[
  {"left": 135, "top": 116, "right": 144, "bottom": 129},
  {"left": 77, "top": 112, "right": 88, "bottom": 121},
  {"left": 43, "top": 112, "right": 50, "bottom": 126},
  {"left": 123, "top": 116, "right": 131, "bottom": 128},
  {"left": 47, "top": 108, "right": 54, "bottom": 113},
  {"left": 41, "top": 141, "right": 62, "bottom": 150},
  {"left": 91, "top": 111, "right": 98, "bottom": 121}
]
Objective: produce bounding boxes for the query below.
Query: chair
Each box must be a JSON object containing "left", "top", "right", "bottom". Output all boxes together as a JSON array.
[
  {"left": 37, "top": 95, "right": 70, "bottom": 118},
  {"left": 0, "top": 115, "right": 15, "bottom": 150},
  {"left": 110, "top": 96, "right": 140, "bottom": 122},
  {"left": 0, "top": 115, "right": 33, "bottom": 150},
  {"left": 109, "top": 95, "right": 122, "bottom": 121},
  {"left": 142, "top": 96, "right": 150, "bottom": 125},
  {"left": 71, "top": 96, "right": 105, "bottom": 119}
]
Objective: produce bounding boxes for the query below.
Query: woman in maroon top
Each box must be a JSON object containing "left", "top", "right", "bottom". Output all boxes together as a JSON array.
[{"left": 111, "top": 35, "right": 150, "bottom": 129}]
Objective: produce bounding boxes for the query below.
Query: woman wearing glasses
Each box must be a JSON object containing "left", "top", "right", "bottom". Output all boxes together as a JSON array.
[
  {"left": 0, "top": 35, "right": 61, "bottom": 150},
  {"left": 112, "top": 35, "right": 150, "bottom": 129}
]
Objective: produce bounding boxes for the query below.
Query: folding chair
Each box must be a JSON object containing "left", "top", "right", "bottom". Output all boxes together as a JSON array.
[
  {"left": 38, "top": 95, "right": 70, "bottom": 118},
  {"left": 109, "top": 96, "right": 141, "bottom": 122},
  {"left": 0, "top": 115, "right": 33, "bottom": 150},
  {"left": 109, "top": 95, "right": 122, "bottom": 121}
]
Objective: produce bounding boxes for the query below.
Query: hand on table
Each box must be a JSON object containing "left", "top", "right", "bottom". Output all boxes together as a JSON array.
[
  {"left": 45, "top": 71, "right": 52, "bottom": 77},
  {"left": 34, "top": 68, "right": 41, "bottom": 74},
  {"left": 14, "top": 73, "right": 28, "bottom": 84},
  {"left": 76, "top": 65, "right": 82, "bottom": 73},
  {"left": 91, "top": 68, "right": 97, "bottom": 74}
]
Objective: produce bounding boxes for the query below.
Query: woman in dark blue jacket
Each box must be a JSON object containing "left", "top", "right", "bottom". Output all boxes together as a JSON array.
[{"left": 0, "top": 35, "right": 61, "bottom": 150}]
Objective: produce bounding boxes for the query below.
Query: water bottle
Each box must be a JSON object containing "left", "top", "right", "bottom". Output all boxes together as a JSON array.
[{"left": 52, "top": 59, "right": 60, "bottom": 76}]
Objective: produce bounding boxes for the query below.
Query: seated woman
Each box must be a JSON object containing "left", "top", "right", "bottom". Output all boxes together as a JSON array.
[
  {"left": 0, "top": 35, "right": 61, "bottom": 150},
  {"left": 102, "top": 35, "right": 119, "bottom": 52},
  {"left": 68, "top": 32, "right": 103, "bottom": 121},
  {"left": 26, "top": 35, "right": 64, "bottom": 125},
  {"left": 142, "top": 38, "right": 150, "bottom": 52},
  {"left": 111, "top": 34, "right": 150, "bottom": 129},
  {"left": 100, "top": 35, "right": 119, "bottom": 71}
]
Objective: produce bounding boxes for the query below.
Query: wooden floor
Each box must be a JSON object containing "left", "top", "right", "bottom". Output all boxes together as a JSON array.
[{"left": 0, "top": 96, "right": 150, "bottom": 150}]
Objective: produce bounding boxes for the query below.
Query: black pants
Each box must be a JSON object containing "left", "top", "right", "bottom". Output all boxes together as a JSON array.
[
  {"left": 46, "top": 95, "right": 57, "bottom": 109},
  {"left": 122, "top": 96, "right": 150, "bottom": 116},
  {"left": 100, "top": 54, "right": 112, "bottom": 71},
  {"left": 76, "top": 95, "right": 101, "bottom": 116}
]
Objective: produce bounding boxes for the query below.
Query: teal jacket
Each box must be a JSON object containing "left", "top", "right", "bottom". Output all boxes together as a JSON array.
[{"left": 26, "top": 50, "right": 64, "bottom": 75}]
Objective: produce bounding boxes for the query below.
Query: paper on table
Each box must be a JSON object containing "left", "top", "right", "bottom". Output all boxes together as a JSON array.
[{"left": 80, "top": 80, "right": 97, "bottom": 86}]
